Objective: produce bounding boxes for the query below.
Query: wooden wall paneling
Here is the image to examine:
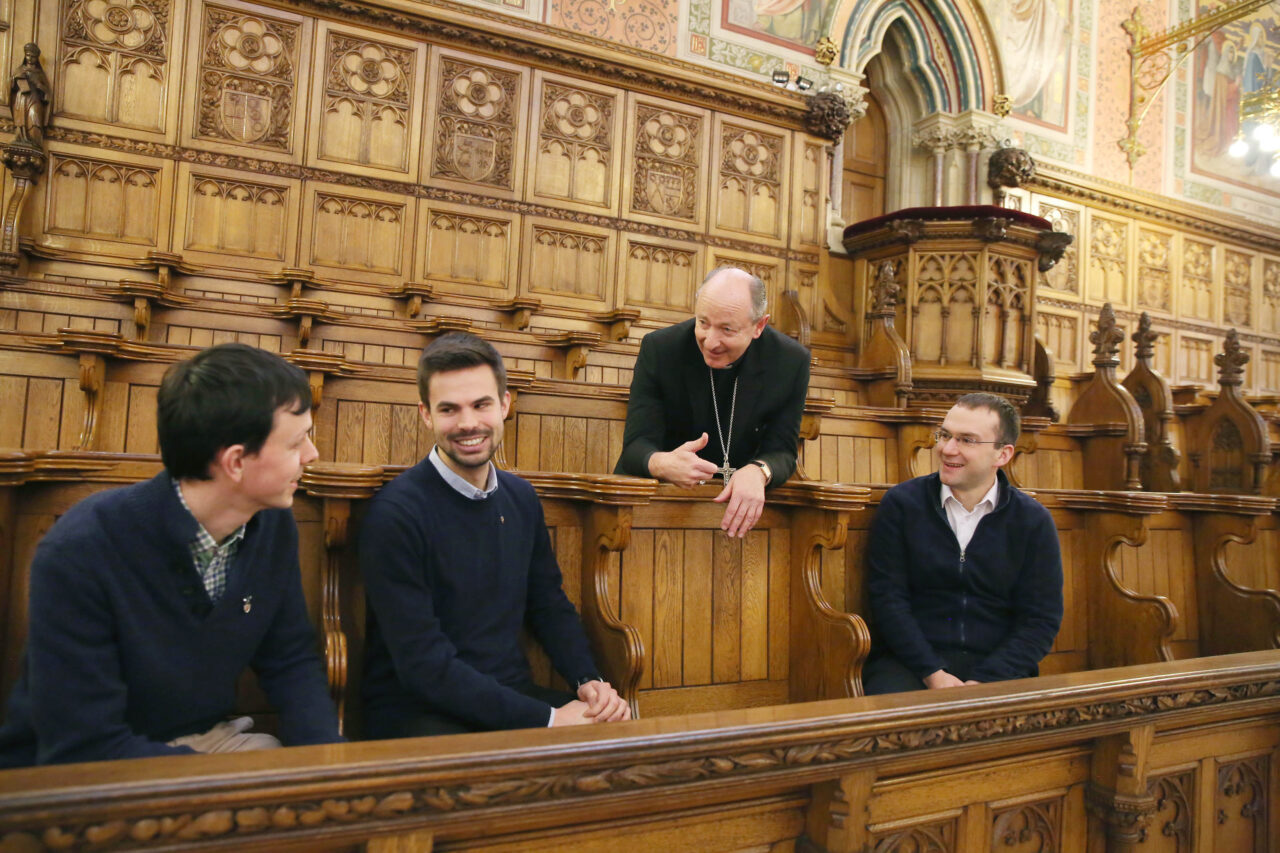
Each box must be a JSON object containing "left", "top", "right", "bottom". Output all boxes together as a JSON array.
[
  {"left": 417, "top": 198, "right": 520, "bottom": 301},
  {"left": 506, "top": 387, "right": 626, "bottom": 474},
  {"left": 779, "top": 260, "right": 818, "bottom": 346},
  {"left": 306, "top": 20, "right": 426, "bottom": 182},
  {"left": 1187, "top": 499, "right": 1280, "bottom": 657},
  {"left": 421, "top": 47, "right": 528, "bottom": 201},
  {"left": 179, "top": 0, "right": 312, "bottom": 164},
  {"left": 705, "top": 246, "right": 783, "bottom": 319},
  {"left": 33, "top": 143, "right": 172, "bottom": 259},
  {"left": 524, "top": 70, "right": 622, "bottom": 217},
  {"left": 577, "top": 503, "right": 643, "bottom": 718},
  {"left": 519, "top": 215, "right": 614, "bottom": 311},
  {"left": 153, "top": 304, "right": 292, "bottom": 353},
  {"left": 39, "top": 0, "right": 187, "bottom": 143},
  {"left": 299, "top": 180, "right": 415, "bottom": 290},
  {"left": 1136, "top": 225, "right": 1176, "bottom": 318},
  {"left": 790, "top": 134, "right": 827, "bottom": 252},
  {"left": 615, "top": 231, "right": 701, "bottom": 327},
  {"left": 1009, "top": 427, "right": 1083, "bottom": 491},
  {"left": 0, "top": 350, "right": 80, "bottom": 451},
  {"left": 1114, "top": 511, "right": 1200, "bottom": 660},
  {"left": 1176, "top": 330, "right": 1217, "bottom": 388},
  {"left": 1032, "top": 195, "right": 1082, "bottom": 300},
  {"left": 1261, "top": 257, "right": 1280, "bottom": 338},
  {"left": 1084, "top": 210, "right": 1130, "bottom": 308},
  {"left": 313, "top": 376, "right": 422, "bottom": 466},
  {"left": 170, "top": 161, "right": 301, "bottom": 273},
  {"left": 619, "top": 93, "right": 710, "bottom": 233},
  {"left": 1222, "top": 248, "right": 1255, "bottom": 332},
  {"left": 708, "top": 112, "right": 790, "bottom": 250},
  {"left": 0, "top": 288, "right": 128, "bottom": 338},
  {"left": 1040, "top": 516, "right": 1087, "bottom": 676},
  {"left": 1179, "top": 238, "right": 1216, "bottom": 324}
]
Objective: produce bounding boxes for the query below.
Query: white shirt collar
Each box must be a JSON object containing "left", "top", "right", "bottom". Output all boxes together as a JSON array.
[
  {"left": 940, "top": 477, "right": 1000, "bottom": 513},
  {"left": 429, "top": 446, "right": 498, "bottom": 500}
]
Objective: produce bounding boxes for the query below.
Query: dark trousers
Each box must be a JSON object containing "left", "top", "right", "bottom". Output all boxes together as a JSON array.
[
  {"left": 365, "top": 684, "right": 577, "bottom": 738},
  {"left": 862, "top": 647, "right": 983, "bottom": 696}
]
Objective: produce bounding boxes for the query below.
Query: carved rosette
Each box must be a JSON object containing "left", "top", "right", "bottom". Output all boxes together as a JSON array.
[
  {"left": 1215, "top": 329, "right": 1248, "bottom": 387},
  {"left": 1090, "top": 303, "right": 1124, "bottom": 366},
  {"left": 197, "top": 7, "right": 298, "bottom": 150},
  {"left": 631, "top": 104, "right": 701, "bottom": 221},
  {"left": 432, "top": 58, "right": 518, "bottom": 189},
  {"left": 803, "top": 90, "right": 851, "bottom": 141}
]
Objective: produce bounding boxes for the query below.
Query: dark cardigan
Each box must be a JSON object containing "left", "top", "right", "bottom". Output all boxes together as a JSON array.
[
  {"left": 865, "top": 470, "right": 1064, "bottom": 682},
  {"left": 0, "top": 473, "right": 341, "bottom": 767}
]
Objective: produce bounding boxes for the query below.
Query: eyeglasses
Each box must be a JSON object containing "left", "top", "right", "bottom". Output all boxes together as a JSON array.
[{"left": 933, "top": 428, "right": 1007, "bottom": 448}]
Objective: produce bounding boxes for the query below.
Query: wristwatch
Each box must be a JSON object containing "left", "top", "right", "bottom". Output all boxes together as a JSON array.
[{"left": 748, "top": 459, "right": 772, "bottom": 485}]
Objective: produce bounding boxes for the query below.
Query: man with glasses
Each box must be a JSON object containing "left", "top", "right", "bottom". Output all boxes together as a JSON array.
[{"left": 863, "top": 393, "right": 1063, "bottom": 694}]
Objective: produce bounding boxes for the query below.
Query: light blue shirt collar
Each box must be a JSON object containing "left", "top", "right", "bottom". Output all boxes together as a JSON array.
[{"left": 429, "top": 446, "right": 498, "bottom": 500}]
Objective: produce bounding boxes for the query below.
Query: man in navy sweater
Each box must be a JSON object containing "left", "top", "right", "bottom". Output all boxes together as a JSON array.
[
  {"left": 360, "top": 332, "right": 630, "bottom": 736},
  {"left": 0, "top": 343, "right": 342, "bottom": 766},
  {"left": 864, "top": 393, "right": 1063, "bottom": 694}
]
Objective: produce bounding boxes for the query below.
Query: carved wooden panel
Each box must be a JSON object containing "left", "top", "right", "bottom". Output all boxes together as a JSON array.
[
  {"left": 418, "top": 200, "right": 518, "bottom": 298},
  {"left": 512, "top": 413, "right": 621, "bottom": 475},
  {"left": 622, "top": 95, "right": 708, "bottom": 229},
  {"left": 1137, "top": 228, "right": 1173, "bottom": 314},
  {"left": 1177, "top": 334, "right": 1214, "bottom": 385},
  {"left": 302, "top": 184, "right": 412, "bottom": 287},
  {"left": 1145, "top": 769, "right": 1195, "bottom": 852},
  {"left": 985, "top": 256, "right": 1030, "bottom": 369},
  {"left": 1223, "top": 250, "right": 1253, "bottom": 329},
  {"left": 1259, "top": 349, "right": 1280, "bottom": 393},
  {"left": 0, "top": 358, "right": 81, "bottom": 450},
  {"left": 41, "top": 147, "right": 166, "bottom": 251},
  {"left": 424, "top": 49, "right": 526, "bottom": 196},
  {"left": 990, "top": 795, "right": 1063, "bottom": 852},
  {"left": 618, "top": 234, "right": 699, "bottom": 318},
  {"left": 1115, "top": 520, "right": 1198, "bottom": 658},
  {"left": 1226, "top": 522, "right": 1280, "bottom": 594},
  {"left": 1214, "top": 755, "right": 1268, "bottom": 853},
  {"left": 1181, "top": 239, "right": 1214, "bottom": 321},
  {"left": 791, "top": 137, "right": 826, "bottom": 249},
  {"left": 1042, "top": 522, "right": 1086, "bottom": 674},
  {"left": 1087, "top": 214, "right": 1128, "bottom": 305},
  {"left": 1262, "top": 259, "right": 1280, "bottom": 335},
  {"left": 173, "top": 163, "right": 298, "bottom": 269},
  {"left": 1036, "top": 199, "right": 1079, "bottom": 295},
  {"left": 190, "top": 2, "right": 306, "bottom": 157},
  {"left": 310, "top": 23, "right": 423, "bottom": 178},
  {"left": 57, "top": 0, "right": 172, "bottom": 132},
  {"left": 166, "top": 325, "right": 281, "bottom": 351},
  {"left": 803, "top": 434, "right": 892, "bottom": 484},
  {"left": 914, "top": 252, "right": 978, "bottom": 366},
  {"left": 526, "top": 71, "right": 621, "bottom": 214},
  {"left": 521, "top": 218, "right": 613, "bottom": 306},
  {"left": 710, "top": 114, "right": 789, "bottom": 246},
  {"left": 1035, "top": 310, "right": 1080, "bottom": 372}
]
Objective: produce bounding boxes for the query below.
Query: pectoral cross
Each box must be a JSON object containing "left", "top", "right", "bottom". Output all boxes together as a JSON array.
[{"left": 720, "top": 463, "right": 735, "bottom": 481}]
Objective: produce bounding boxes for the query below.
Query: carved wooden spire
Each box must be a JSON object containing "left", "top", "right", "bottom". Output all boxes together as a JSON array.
[
  {"left": 1090, "top": 303, "right": 1124, "bottom": 366},
  {"left": 1215, "top": 329, "right": 1248, "bottom": 387},
  {"left": 1132, "top": 311, "right": 1158, "bottom": 363},
  {"left": 869, "top": 260, "right": 899, "bottom": 317}
]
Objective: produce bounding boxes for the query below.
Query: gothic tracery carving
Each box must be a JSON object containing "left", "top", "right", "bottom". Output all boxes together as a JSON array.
[{"left": 196, "top": 6, "right": 299, "bottom": 150}]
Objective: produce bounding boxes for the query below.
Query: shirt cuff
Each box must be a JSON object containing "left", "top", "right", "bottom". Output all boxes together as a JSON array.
[{"left": 547, "top": 707, "right": 555, "bottom": 727}]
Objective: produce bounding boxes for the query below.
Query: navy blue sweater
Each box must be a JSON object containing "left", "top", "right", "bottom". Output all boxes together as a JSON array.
[
  {"left": 865, "top": 471, "right": 1064, "bottom": 682},
  {"left": 360, "top": 459, "right": 599, "bottom": 730},
  {"left": 0, "top": 473, "right": 341, "bottom": 767}
]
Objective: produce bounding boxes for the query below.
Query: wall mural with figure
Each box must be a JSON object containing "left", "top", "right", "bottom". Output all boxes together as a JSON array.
[
  {"left": 721, "top": 0, "right": 833, "bottom": 53},
  {"left": 981, "top": 0, "right": 1072, "bottom": 129},
  {"left": 1189, "top": 9, "right": 1279, "bottom": 194}
]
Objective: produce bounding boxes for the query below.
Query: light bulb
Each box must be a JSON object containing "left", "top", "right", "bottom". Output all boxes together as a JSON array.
[{"left": 1228, "top": 135, "right": 1249, "bottom": 158}]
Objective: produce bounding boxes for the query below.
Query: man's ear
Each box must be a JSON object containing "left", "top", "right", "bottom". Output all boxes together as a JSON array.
[
  {"left": 213, "top": 443, "right": 247, "bottom": 483},
  {"left": 418, "top": 400, "right": 432, "bottom": 430},
  {"left": 752, "top": 313, "right": 770, "bottom": 339},
  {"left": 994, "top": 443, "right": 1016, "bottom": 468},
  {"left": 500, "top": 391, "right": 511, "bottom": 420}
]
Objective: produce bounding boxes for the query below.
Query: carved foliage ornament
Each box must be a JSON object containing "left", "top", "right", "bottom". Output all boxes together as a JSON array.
[
  {"left": 433, "top": 58, "right": 518, "bottom": 188},
  {"left": 198, "top": 7, "right": 297, "bottom": 149},
  {"left": 1132, "top": 311, "right": 1159, "bottom": 361},
  {"left": 987, "top": 146, "right": 1036, "bottom": 190},
  {"left": 632, "top": 105, "right": 700, "bottom": 221},
  {"left": 1090, "top": 303, "right": 1124, "bottom": 363},
  {"left": 803, "top": 90, "right": 851, "bottom": 141},
  {"left": 1216, "top": 329, "right": 1249, "bottom": 386}
]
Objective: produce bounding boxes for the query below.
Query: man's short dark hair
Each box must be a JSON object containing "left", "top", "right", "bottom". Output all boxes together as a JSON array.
[
  {"left": 157, "top": 343, "right": 311, "bottom": 480},
  {"left": 955, "top": 392, "right": 1020, "bottom": 447},
  {"left": 417, "top": 332, "right": 507, "bottom": 405}
]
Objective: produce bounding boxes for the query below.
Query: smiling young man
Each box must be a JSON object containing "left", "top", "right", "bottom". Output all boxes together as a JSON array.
[
  {"left": 863, "top": 393, "right": 1063, "bottom": 695},
  {"left": 0, "top": 343, "right": 342, "bottom": 767},
  {"left": 614, "top": 266, "right": 810, "bottom": 537},
  {"left": 359, "top": 332, "right": 629, "bottom": 737}
]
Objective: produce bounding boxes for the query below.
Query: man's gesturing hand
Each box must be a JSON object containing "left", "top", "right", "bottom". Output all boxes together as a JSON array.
[
  {"left": 578, "top": 679, "right": 630, "bottom": 722},
  {"left": 714, "top": 462, "right": 766, "bottom": 538},
  {"left": 648, "top": 433, "right": 719, "bottom": 487}
]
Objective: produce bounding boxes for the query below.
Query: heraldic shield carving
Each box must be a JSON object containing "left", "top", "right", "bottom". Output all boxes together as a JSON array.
[
  {"left": 632, "top": 105, "right": 700, "bottom": 222},
  {"left": 452, "top": 133, "right": 497, "bottom": 183},
  {"left": 432, "top": 58, "right": 517, "bottom": 189},
  {"left": 197, "top": 7, "right": 298, "bottom": 151}
]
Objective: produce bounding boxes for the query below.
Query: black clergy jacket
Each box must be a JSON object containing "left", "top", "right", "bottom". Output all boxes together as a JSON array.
[{"left": 614, "top": 317, "right": 810, "bottom": 485}]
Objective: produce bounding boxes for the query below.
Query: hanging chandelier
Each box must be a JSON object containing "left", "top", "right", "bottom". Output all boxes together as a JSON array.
[{"left": 1228, "top": 86, "right": 1280, "bottom": 177}]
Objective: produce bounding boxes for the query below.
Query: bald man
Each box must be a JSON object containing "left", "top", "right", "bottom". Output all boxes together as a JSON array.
[{"left": 615, "top": 267, "right": 810, "bottom": 537}]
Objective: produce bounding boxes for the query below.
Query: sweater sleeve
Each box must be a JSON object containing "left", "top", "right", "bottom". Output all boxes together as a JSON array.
[
  {"left": 865, "top": 487, "right": 948, "bottom": 679},
  {"left": 523, "top": 494, "right": 599, "bottom": 686},
  {"left": 753, "top": 345, "right": 808, "bottom": 486},
  {"left": 26, "top": 539, "right": 196, "bottom": 764},
  {"left": 360, "top": 495, "right": 554, "bottom": 730},
  {"left": 969, "top": 503, "right": 1064, "bottom": 682},
  {"left": 614, "top": 334, "right": 666, "bottom": 477},
  {"left": 250, "top": 520, "right": 343, "bottom": 746}
]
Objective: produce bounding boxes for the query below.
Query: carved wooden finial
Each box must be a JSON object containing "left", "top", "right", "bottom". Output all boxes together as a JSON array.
[
  {"left": 1215, "top": 329, "right": 1249, "bottom": 386},
  {"left": 1132, "top": 312, "right": 1158, "bottom": 362},
  {"left": 870, "top": 261, "right": 899, "bottom": 315},
  {"left": 1090, "top": 303, "right": 1124, "bottom": 364}
]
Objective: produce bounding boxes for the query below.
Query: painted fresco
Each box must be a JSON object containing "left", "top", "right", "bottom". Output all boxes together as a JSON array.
[
  {"left": 982, "top": 0, "right": 1072, "bottom": 129},
  {"left": 1190, "top": 8, "right": 1280, "bottom": 192},
  {"left": 721, "top": 0, "right": 831, "bottom": 53},
  {"left": 546, "top": 0, "right": 679, "bottom": 55}
]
